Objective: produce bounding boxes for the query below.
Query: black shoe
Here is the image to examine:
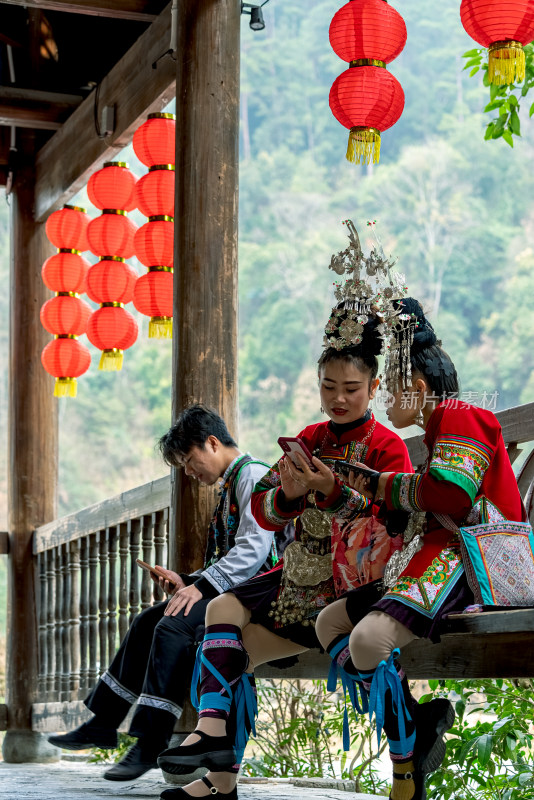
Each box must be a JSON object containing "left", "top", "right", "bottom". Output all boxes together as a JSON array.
[
  {"left": 158, "top": 731, "right": 235, "bottom": 773},
  {"left": 389, "top": 765, "right": 426, "bottom": 800},
  {"left": 103, "top": 739, "right": 162, "bottom": 781},
  {"left": 414, "top": 698, "right": 455, "bottom": 775},
  {"left": 48, "top": 721, "right": 118, "bottom": 751},
  {"left": 161, "top": 775, "right": 238, "bottom": 799}
]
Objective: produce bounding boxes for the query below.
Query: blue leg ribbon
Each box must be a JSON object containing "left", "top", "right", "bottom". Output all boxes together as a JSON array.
[
  {"left": 190, "top": 643, "right": 202, "bottom": 711},
  {"left": 234, "top": 673, "right": 258, "bottom": 762},
  {"left": 327, "top": 637, "right": 369, "bottom": 751},
  {"left": 368, "top": 648, "right": 412, "bottom": 755},
  {"left": 190, "top": 632, "right": 241, "bottom": 713}
]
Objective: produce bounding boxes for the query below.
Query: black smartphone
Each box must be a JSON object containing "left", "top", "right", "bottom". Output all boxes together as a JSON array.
[{"left": 335, "top": 460, "right": 374, "bottom": 479}]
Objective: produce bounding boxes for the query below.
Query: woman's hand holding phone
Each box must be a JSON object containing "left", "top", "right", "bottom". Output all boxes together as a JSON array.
[
  {"left": 281, "top": 452, "right": 336, "bottom": 500},
  {"left": 345, "top": 462, "right": 384, "bottom": 499}
]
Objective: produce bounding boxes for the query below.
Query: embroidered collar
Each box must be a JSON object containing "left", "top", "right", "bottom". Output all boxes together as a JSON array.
[
  {"left": 329, "top": 408, "right": 371, "bottom": 438},
  {"left": 218, "top": 452, "right": 245, "bottom": 489}
]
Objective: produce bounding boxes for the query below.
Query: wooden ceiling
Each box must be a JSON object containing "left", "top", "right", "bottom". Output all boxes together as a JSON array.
[{"left": 0, "top": 0, "right": 170, "bottom": 187}]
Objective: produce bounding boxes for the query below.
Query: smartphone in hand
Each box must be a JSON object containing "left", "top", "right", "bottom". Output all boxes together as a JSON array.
[
  {"left": 278, "top": 436, "right": 317, "bottom": 471},
  {"left": 335, "top": 461, "right": 380, "bottom": 496},
  {"left": 136, "top": 559, "right": 177, "bottom": 591},
  {"left": 335, "top": 460, "right": 374, "bottom": 479}
]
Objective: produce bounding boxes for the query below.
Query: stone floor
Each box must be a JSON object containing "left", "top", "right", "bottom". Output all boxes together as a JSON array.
[{"left": 0, "top": 762, "right": 383, "bottom": 799}]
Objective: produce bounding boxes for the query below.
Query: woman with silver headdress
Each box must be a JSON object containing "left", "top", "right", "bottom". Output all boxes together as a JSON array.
[
  {"left": 155, "top": 222, "right": 413, "bottom": 800},
  {"left": 315, "top": 296, "right": 525, "bottom": 800}
]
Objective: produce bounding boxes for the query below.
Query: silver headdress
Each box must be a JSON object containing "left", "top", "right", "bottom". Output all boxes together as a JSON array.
[
  {"left": 382, "top": 311, "right": 418, "bottom": 394},
  {"left": 323, "top": 219, "right": 421, "bottom": 393},
  {"left": 323, "top": 219, "right": 407, "bottom": 354}
]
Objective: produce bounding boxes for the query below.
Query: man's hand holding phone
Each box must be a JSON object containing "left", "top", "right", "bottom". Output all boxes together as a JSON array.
[
  {"left": 136, "top": 560, "right": 185, "bottom": 595},
  {"left": 153, "top": 566, "right": 185, "bottom": 595}
]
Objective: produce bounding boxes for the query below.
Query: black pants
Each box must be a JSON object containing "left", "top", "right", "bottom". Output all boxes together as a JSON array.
[{"left": 84, "top": 598, "right": 209, "bottom": 746}]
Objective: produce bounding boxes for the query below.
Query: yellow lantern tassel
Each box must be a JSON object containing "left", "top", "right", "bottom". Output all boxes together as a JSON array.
[
  {"left": 149, "top": 317, "right": 173, "bottom": 339},
  {"left": 54, "top": 377, "right": 77, "bottom": 398},
  {"left": 99, "top": 349, "right": 124, "bottom": 371},
  {"left": 347, "top": 127, "right": 381, "bottom": 166},
  {"left": 488, "top": 41, "right": 525, "bottom": 86}
]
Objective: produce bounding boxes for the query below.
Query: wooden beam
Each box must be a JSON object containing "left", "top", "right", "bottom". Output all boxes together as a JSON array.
[
  {"left": 34, "top": 1, "right": 175, "bottom": 221},
  {"left": 0, "top": 87, "right": 82, "bottom": 132},
  {"left": 0, "top": 532, "right": 9, "bottom": 554},
  {"left": 0, "top": 87, "right": 83, "bottom": 105},
  {"left": 0, "top": 0, "right": 158, "bottom": 21},
  {"left": 445, "top": 608, "right": 534, "bottom": 635},
  {"left": 257, "top": 651, "right": 331, "bottom": 681},
  {"left": 400, "top": 632, "right": 534, "bottom": 679},
  {"left": 170, "top": 0, "right": 240, "bottom": 575},
  {"left": 258, "top": 623, "right": 534, "bottom": 680}
]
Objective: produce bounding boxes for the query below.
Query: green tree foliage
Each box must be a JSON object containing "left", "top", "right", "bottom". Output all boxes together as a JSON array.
[
  {"left": 424, "top": 679, "right": 534, "bottom": 799},
  {"left": 463, "top": 43, "right": 534, "bottom": 147}
]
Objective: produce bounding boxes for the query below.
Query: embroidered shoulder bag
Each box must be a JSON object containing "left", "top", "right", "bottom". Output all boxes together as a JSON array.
[{"left": 435, "top": 498, "right": 534, "bottom": 607}]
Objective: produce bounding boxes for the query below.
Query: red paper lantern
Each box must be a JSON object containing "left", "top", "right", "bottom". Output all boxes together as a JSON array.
[
  {"left": 87, "top": 213, "right": 137, "bottom": 259},
  {"left": 134, "top": 218, "right": 174, "bottom": 268},
  {"left": 45, "top": 205, "right": 90, "bottom": 251},
  {"left": 460, "top": 0, "right": 534, "bottom": 84},
  {"left": 86, "top": 259, "right": 138, "bottom": 304},
  {"left": 133, "top": 113, "right": 176, "bottom": 167},
  {"left": 328, "top": 0, "right": 406, "bottom": 165},
  {"left": 329, "top": 0, "right": 407, "bottom": 63},
  {"left": 86, "top": 305, "right": 138, "bottom": 371},
  {"left": 135, "top": 169, "right": 175, "bottom": 217},
  {"left": 41, "top": 337, "right": 91, "bottom": 397},
  {"left": 86, "top": 163, "right": 139, "bottom": 369},
  {"left": 133, "top": 270, "right": 173, "bottom": 338},
  {"left": 42, "top": 251, "right": 89, "bottom": 294},
  {"left": 133, "top": 113, "right": 175, "bottom": 340},
  {"left": 42, "top": 204, "right": 92, "bottom": 396},
  {"left": 40, "top": 295, "right": 92, "bottom": 336},
  {"left": 329, "top": 66, "right": 405, "bottom": 164},
  {"left": 88, "top": 162, "right": 137, "bottom": 211}
]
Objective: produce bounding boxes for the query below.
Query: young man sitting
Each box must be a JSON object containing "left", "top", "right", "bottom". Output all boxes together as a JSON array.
[{"left": 48, "top": 404, "right": 287, "bottom": 781}]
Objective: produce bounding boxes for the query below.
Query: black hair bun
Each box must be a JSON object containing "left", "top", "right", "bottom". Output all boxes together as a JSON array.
[
  {"left": 397, "top": 297, "right": 437, "bottom": 354},
  {"left": 359, "top": 314, "right": 384, "bottom": 357},
  {"left": 335, "top": 313, "right": 383, "bottom": 358},
  {"left": 326, "top": 304, "right": 384, "bottom": 357}
]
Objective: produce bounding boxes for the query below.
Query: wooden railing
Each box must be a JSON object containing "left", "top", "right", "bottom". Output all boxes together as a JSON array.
[
  {"left": 19, "top": 402, "right": 534, "bottom": 731},
  {"left": 31, "top": 476, "right": 170, "bottom": 732}
]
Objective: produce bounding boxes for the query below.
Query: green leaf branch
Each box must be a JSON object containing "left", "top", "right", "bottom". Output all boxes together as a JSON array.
[{"left": 463, "top": 42, "right": 534, "bottom": 146}]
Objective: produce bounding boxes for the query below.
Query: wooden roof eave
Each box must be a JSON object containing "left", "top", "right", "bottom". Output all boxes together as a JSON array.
[
  {"left": 1, "top": 0, "right": 158, "bottom": 22},
  {"left": 33, "top": 0, "right": 175, "bottom": 221}
]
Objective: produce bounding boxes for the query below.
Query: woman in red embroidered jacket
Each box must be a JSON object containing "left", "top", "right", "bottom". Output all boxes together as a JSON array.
[
  {"left": 315, "top": 298, "right": 524, "bottom": 800},
  {"left": 156, "top": 319, "right": 412, "bottom": 800}
]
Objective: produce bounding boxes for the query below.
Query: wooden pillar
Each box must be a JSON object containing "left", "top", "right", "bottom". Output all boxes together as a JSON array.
[
  {"left": 3, "top": 133, "right": 59, "bottom": 761},
  {"left": 170, "top": 0, "right": 241, "bottom": 575}
]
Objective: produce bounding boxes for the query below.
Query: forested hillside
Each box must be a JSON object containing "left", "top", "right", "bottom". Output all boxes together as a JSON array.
[{"left": 1, "top": 0, "right": 534, "bottom": 530}]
